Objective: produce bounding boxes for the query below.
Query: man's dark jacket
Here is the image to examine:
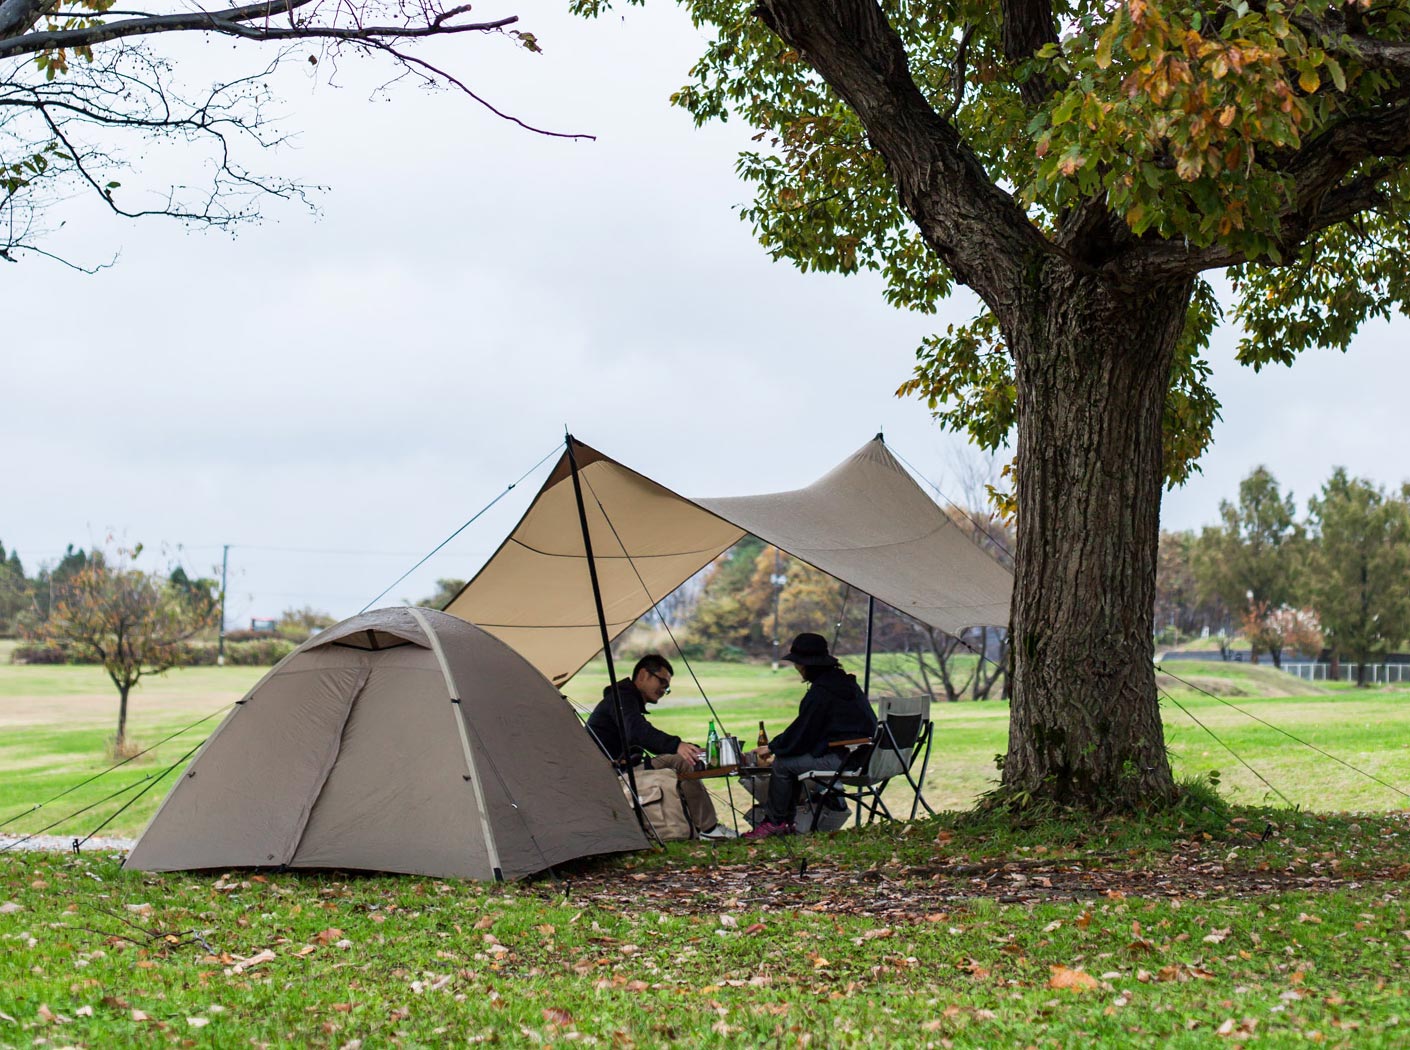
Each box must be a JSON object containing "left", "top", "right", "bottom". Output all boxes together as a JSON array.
[
  {"left": 585, "top": 679, "right": 681, "bottom": 768},
  {"left": 770, "top": 666, "right": 878, "bottom": 759}
]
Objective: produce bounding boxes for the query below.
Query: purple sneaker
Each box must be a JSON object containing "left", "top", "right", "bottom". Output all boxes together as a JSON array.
[{"left": 743, "top": 819, "right": 797, "bottom": 841}]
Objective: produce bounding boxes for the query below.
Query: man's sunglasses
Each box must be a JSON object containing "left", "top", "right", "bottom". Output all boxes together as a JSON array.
[{"left": 646, "top": 670, "right": 672, "bottom": 695}]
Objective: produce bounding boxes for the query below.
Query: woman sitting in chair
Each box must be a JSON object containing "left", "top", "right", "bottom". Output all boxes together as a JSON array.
[{"left": 743, "top": 633, "right": 878, "bottom": 840}]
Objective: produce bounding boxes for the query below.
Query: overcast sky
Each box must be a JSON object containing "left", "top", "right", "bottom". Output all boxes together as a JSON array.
[{"left": 4, "top": 5, "right": 1407, "bottom": 626}]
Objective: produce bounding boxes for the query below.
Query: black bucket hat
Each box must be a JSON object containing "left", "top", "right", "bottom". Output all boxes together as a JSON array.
[{"left": 779, "top": 632, "right": 837, "bottom": 667}]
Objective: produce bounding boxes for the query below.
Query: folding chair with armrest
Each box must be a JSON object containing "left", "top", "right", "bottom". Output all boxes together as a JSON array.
[{"left": 798, "top": 694, "right": 935, "bottom": 828}]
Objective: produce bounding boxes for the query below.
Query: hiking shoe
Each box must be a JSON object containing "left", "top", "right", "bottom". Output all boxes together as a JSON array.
[
  {"left": 698, "top": 824, "right": 739, "bottom": 841},
  {"left": 742, "top": 819, "right": 796, "bottom": 841}
]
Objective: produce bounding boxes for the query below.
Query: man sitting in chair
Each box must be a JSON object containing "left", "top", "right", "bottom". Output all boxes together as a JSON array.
[
  {"left": 743, "top": 633, "right": 878, "bottom": 840},
  {"left": 585, "top": 654, "right": 736, "bottom": 840}
]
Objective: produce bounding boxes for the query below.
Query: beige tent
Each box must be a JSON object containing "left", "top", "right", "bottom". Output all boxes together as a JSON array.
[
  {"left": 445, "top": 436, "right": 1012, "bottom": 687},
  {"left": 124, "top": 608, "right": 647, "bottom": 880}
]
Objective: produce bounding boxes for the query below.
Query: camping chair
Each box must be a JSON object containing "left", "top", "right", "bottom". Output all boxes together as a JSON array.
[{"left": 798, "top": 695, "right": 935, "bottom": 828}]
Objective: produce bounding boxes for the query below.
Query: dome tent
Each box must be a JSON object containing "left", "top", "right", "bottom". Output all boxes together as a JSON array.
[{"left": 124, "top": 607, "right": 646, "bottom": 880}]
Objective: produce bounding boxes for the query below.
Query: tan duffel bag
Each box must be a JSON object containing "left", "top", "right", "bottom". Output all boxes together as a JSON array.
[{"left": 622, "top": 767, "right": 694, "bottom": 842}]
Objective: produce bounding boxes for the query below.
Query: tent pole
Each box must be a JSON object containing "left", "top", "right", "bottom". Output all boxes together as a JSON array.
[
  {"left": 863, "top": 595, "right": 876, "bottom": 700},
  {"left": 565, "top": 435, "right": 642, "bottom": 817}
]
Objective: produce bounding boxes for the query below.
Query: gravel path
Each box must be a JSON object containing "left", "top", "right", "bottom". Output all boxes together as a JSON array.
[{"left": 0, "top": 833, "right": 134, "bottom": 854}]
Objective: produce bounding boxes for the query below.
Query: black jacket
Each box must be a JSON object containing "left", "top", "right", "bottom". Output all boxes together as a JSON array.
[
  {"left": 585, "top": 679, "right": 681, "bottom": 767},
  {"left": 770, "top": 666, "right": 878, "bottom": 759}
]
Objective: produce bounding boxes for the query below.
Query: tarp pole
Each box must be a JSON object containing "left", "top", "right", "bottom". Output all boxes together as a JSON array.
[
  {"left": 565, "top": 435, "right": 642, "bottom": 816},
  {"left": 863, "top": 595, "right": 876, "bottom": 700}
]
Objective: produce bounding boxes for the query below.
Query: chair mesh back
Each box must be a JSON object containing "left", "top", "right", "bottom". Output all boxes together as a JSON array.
[{"left": 865, "top": 695, "right": 930, "bottom": 781}]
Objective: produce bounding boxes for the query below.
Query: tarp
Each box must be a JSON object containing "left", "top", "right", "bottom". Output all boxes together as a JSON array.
[
  {"left": 124, "top": 607, "right": 647, "bottom": 880},
  {"left": 444, "top": 437, "right": 1011, "bottom": 686}
]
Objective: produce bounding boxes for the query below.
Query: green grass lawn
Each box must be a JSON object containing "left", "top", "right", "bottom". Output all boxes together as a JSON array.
[
  {"left": 2, "top": 807, "right": 1408, "bottom": 1047},
  {"left": 4, "top": 657, "right": 1410, "bottom": 1046}
]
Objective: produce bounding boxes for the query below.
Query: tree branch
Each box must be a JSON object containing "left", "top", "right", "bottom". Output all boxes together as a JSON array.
[
  {"left": 0, "top": 1, "right": 516, "bottom": 60},
  {"left": 1290, "top": 7, "right": 1410, "bottom": 76},
  {"left": 752, "top": 0, "right": 1049, "bottom": 306},
  {"left": 1127, "top": 100, "right": 1410, "bottom": 279},
  {"left": 999, "top": 0, "right": 1059, "bottom": 107},
  {"left": 0, "top": 0, "right": 57, "bottom": 38}
]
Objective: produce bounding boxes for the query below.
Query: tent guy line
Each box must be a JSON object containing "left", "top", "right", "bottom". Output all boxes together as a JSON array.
[{"left": 356, "top": 442, "right": 562, "bottom": 615}]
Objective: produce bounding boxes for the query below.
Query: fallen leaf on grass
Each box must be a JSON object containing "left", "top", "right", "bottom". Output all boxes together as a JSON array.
[
  {"left": 37, "top": 1004, "right": 60, "bottom": 1024},
  {"left": 75, "top": 1006, "right": 93, "bottom": 1018},
  {"left": 543, "top": 1007, "right": 574, "bottom": 1026},
  {"left": 125, "top": 903, "right": 153, "bottom": 917},
  {"left": 1203, "top": 928, "right": 1230, "bottom": 944},
  {"left": 332, "top": 1003, "right": 353, "bottom": 1013},
  {"left": 295, "top": 946, "right": 317, "bottom": 958},
  {"left": 0, "top": 902, "right": 22, "bottom": 914},
  {"left": 0, "top": 1010, "right": 15, "bottom": 1024},
  {"left": 187, "top": 1017, "right": 209, "bottom": 1027},
  {"left": 131, "top": 1009, "right": 151, "bottom": 1022},
  {"left": 314, "top": 928, "right": 344, "bottom": 946},
  {"left": 744, "top": 923, "right": 767, "bottom": 936},
  {"left": 1049, "top": 966, "right": 1099, "bottom": 992}
]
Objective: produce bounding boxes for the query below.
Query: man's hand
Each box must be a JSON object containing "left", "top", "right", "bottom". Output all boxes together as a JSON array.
[{"left": 677, "top": 741, "right": 704, "bottom": 763}]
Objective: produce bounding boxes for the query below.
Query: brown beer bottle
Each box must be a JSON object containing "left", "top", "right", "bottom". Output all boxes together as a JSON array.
[{"left": 756, "top": 721, "right": 768, "bottom": 748}]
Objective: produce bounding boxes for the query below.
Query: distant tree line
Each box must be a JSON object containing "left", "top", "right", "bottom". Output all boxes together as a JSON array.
[{"left": 1158, "top": 467, "right": 1410, "bottom": 684}]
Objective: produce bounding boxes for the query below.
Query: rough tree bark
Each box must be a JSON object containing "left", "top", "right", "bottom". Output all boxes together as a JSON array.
[{"left": 1004, "top": 268, "right": 1187, "bottom": 805}]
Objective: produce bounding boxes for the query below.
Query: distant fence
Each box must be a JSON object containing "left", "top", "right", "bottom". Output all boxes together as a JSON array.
[{"left": 1283, "top": 662, "right": 1410, "bottom": 684}]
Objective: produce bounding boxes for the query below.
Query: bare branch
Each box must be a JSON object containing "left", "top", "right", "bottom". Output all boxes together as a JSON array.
[
  {"left": 373, "top": 42, "right": 594, "bottom": 141},
  {"left": 0, "top": 0, "right": 516, "bottom": 60}
]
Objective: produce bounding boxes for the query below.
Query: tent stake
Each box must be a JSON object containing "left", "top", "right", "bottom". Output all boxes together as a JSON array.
[{"left": 565, "top": 435, "right": 643, "bottom": 821}]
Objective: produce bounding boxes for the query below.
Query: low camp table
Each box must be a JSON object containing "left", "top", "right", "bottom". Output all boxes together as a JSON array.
[
  {"left": 678, "top": 765, "right": 738, "bottom": 780},
  {"left": 678, "top": 764, "right": 776, "bottom": 780}
]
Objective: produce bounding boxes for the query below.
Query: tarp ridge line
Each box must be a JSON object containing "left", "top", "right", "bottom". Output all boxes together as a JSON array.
[{"left": 506, "top": 536, "right": 732, "bottom": 561}]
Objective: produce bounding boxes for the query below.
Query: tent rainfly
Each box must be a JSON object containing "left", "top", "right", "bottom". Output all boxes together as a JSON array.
[
  {"left": 444, "top": 436, "right": 1013, "bottom": 687},
  {"left": 124, "top": 608, "right": 647, "bottom": 880}
]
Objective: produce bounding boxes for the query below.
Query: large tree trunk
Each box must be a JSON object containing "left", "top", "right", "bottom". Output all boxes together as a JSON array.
[{"left": 1001, "top": 268, "right": 1187, "bottom": 808}]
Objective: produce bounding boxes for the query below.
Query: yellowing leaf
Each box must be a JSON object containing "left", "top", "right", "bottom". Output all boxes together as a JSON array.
[
  {"left": 1049, "top": 965, "right": 1099, "bottom": 991},
  {"left": 1298, "top": 67, "right": 1320, "bottom": 94}
]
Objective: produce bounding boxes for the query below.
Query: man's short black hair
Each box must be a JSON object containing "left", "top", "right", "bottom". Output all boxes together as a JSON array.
[{"left": 632, "top": 654, "right": 674, "bottom": 679}]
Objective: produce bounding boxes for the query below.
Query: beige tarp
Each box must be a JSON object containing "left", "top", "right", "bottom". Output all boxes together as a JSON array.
[
  {"left": 444, "top": 437, "right": 1011, "bottom": 686},
  {"left": 124, "top": 607, "right": 647, "bottom": 880}
]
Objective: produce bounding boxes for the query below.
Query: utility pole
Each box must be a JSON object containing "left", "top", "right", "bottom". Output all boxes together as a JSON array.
[{"left": 217, "top": 544, "right": 229, "bottom": 667}]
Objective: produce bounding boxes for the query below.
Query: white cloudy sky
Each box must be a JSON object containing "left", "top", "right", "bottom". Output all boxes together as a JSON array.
[{"left": 4, "top": 4, "right": 1406, "bottom": 625}]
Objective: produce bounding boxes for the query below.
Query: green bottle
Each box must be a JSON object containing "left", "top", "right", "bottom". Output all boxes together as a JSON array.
[{"left": 705, "top": 721, "right": 719, "bottom": 767}]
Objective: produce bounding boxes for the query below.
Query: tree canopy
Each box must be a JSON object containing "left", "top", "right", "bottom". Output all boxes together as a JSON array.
[
  {"left": 1307, "top": 469, "right": 1410, "bottom": 681},
  {"left": 40, "top": 546, "right": 219, "bottom": 748},
  {"left": 620, "top": 0, "right": 1410, "bottom": 488}
]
